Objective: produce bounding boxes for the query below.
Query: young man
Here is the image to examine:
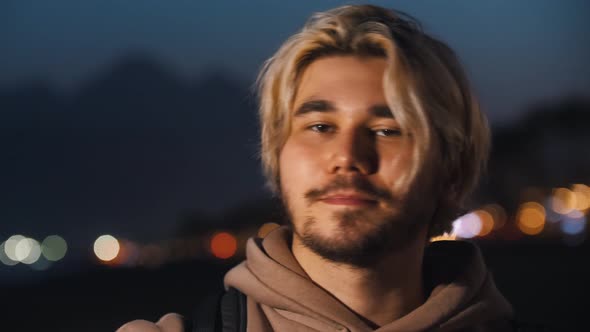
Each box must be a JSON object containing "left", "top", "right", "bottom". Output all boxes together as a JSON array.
[{"left": 119, "top": 5, "right": 515, "bottom": 331}]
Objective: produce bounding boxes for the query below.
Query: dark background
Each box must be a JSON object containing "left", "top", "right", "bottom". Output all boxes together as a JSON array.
[{"left": 1, "top": 1, "right": 589, "bottom": 331}]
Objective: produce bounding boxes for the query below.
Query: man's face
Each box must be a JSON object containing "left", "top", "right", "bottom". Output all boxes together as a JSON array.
[{"left": 279, "top": 55, "right": 435, "bottom": 266}]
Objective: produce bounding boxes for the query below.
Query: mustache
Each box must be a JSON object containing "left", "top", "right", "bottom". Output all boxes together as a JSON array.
[{"left": 304, "top": 176, "right": 393, "bottom": 203}]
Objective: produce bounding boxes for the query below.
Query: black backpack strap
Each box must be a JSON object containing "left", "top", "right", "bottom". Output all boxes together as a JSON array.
[
  {"left": 220, "top": 287, "right": 248, "bottom": 332},
  {"left": 187, "top": 287, "right": 247, "bottom": 332},
  {"left": 191, "top": 288, "right": 224, "bottom": 332}
]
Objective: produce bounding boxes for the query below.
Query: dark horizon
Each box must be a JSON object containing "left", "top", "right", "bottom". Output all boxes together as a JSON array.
[{"left": 1, "top": 53, "right": 588, "bottom": 256}]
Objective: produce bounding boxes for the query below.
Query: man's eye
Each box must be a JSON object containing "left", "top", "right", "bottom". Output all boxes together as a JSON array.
[
  {"left": 309, "top": 124, "right": 333, "bottom": 133},
  {"left": 374, "top": 128, "right": 402, "bottom": 137}
]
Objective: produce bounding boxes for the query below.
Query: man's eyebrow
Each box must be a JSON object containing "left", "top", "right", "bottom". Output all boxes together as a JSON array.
[
  {"left": 294, "top": 100, "right": 394, "bottom": 118},
  {"left": 370, "top": 105, "right": 394, "bottom": 118},
  {"left": 294, "top": 100, "right": 335, "bottom": 116}
]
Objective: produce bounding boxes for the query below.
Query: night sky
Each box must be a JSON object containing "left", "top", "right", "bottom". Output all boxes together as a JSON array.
[
  {"left": 3, "top": 0, "right": 589, "bottom": 124},
  {"left": 1, "top": 1, "right": 589, "bottom": 277}
]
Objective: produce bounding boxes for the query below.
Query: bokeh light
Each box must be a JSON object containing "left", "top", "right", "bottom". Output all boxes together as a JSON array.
[
  {"left": 210, "top": 232, "right": 237, "bottom": 259},
  {"left": 560, "top": 213, "right": 587, "bottom": 235},
  {"left": 29, "top": 256, "right": 52, "bottom": 271},
  {"left": 571, "top": 184, "right": 590, "bottom": 212},
  {"left": 94, "top": 235, "right": 120, "bottom": 262},
  {"left": 16, "top": 237, "right": 42, "bottom": 264},
  {"left": 551, "top": 187, "right": 576, "bottom": 215},
  {"left": 567, "top": 209, "right": 584, "bottom": 219},
  {"left": 41, "top": 235, "right": 68, "bottom": 261},
  {"left": 517, "top": 202, "right": 546, "bottom": 235},
  {"left": 430, "top": 233, "right": 457, "bottom": 242},
  {"left": 258, "top": 222, "right": 281, "bottom": 238},
  {"left": 452, "top": 212, "right": 482, "bottom": 238},
  {"left": 117, "top": 240, "right": 140, "bottom": 267},
  {"left": 475, "top": 209, "right": 494, "bottom": 236},
  {"left": 483, "top": 204, "right": 507, "bottom": 230},
  {"left": 0, "top": 241, "right": 19, "bottom": 266},
  {"left": 4, "top": 235, "right": 25, "bottom": 261}
]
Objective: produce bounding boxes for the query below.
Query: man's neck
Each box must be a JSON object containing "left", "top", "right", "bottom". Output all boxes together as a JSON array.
[{"left": 291, "top": 233, "right": 428, "bottom": 327}]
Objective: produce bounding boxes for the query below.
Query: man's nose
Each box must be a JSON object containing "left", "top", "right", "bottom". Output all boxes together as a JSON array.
[{"left": 327, "top": 129, "right": 377, "bottom": 175}]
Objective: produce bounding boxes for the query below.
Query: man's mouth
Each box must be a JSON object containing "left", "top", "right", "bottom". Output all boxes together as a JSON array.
[{"left": 320, "top": 192, "right": 378, "bottom": 206}]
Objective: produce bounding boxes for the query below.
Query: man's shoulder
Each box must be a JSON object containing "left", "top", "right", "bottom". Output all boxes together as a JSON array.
[{"left": 116, "top": 313, "right": 185, "bottom": 332}]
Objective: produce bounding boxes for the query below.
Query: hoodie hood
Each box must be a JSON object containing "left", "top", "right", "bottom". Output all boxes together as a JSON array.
[{"left": 224, "top": 226, "right": 513, "bottom": 332}]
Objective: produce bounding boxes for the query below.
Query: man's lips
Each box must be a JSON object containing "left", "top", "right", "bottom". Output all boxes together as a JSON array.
[{"left": 320, "top": 194, "right": 377, "bottom": 206}]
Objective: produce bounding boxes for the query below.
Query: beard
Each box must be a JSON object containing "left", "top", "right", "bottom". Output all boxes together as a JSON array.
[{"left": 283, "top": 176, "right": 429, "bottom": 268}]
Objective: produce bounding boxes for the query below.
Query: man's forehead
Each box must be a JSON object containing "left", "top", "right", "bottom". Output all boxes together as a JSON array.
[
  {"left": 292, "top": 55, "right": 390, "bottom": 114},
  {"left": 297, "top": 58, "right": 386, "bottom": 88}
]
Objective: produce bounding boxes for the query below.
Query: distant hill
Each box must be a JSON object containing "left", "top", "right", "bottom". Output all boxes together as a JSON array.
[
  {"left": 481, "top": 97, "right": 590, "bottom": 211},
  {"left": 0, "top": 54, "right": 268, "bottom": 244}
]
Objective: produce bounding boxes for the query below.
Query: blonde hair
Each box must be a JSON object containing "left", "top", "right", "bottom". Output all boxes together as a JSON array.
[{"left": 257, "top": 5, "right": 490, "bottom": 237}]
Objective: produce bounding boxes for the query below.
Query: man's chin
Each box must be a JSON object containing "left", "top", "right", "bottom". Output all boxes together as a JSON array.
[
  {"left": 299, "top": 230, "right": 389, "bottom": 267},
  {"left": 298, "top": 215, "right": 412, "bottom": 267}
]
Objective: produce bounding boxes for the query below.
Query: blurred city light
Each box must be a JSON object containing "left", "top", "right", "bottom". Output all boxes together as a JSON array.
[
  {"left": 4, "top": 235, "right": 25, "bottom": 261},
  {"left": 257, "top": 222, "right": 281, "bottom": 238},
  {"left": 41, "top": 235, "right": 68, "bottom": 261},
  {"left": 567, "top": 209, "right": 584, "bottom": 219},
  {"left": 0, "top": 241, "right": 19, "bottom": 266},
  {"left": 116, "top": 240, "right": 140, "bottom": 267},
  {"left": 452, "top": 212, "right": 482, "bottom": 238},
  {"left": 571, "top": 184, "right": 590, "bottom": 212},
  {"left": 483, "top": 204, "right": 507, "bottom": 230},
  {"left": 210, "top": 232, "right": 237, "bottom": 259},
  {"left": 430, "top": 233, "right": 457, "bottom": 242},
  {"left": 30, "top": 256, "right": 52, "bottom": 271},
  {"left": 517, "top": 202, "right": 546, "bottom": 235},
  {"left": 544, "top": 197, "right": 562, "bottom": 224},
  {"left": 94, "top": 235, "right": 120, "bottom": 262},
  {"left": 475, "top": 210, "right": 494, "bottom": 236},
  {"left": 560, "top": 214, "right": 587, "bottom": 235},
  {"left": 16, "top": 237, "right": 42, "bottom": 264},
  {"left": 551, "top": 187, "right": 576, "bottom": 215}
]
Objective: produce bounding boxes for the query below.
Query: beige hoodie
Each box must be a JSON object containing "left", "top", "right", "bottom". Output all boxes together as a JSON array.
[
  {"left": 224, "top": 227, "right": 514, "bottom": 332},
  {"left": 118, "top": 227, "right": 514, "bottom": 332}
]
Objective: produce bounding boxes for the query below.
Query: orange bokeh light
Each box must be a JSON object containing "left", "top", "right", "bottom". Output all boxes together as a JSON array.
[
  {"left": 483, "top": 204, "right": 507, "bottom": 230},
  {"left": 551, "top": 188, "right": 576, "bottom": 215},
  {"left": 571, "top": 184, "right": 590, "bottom": 212},
  {"left": 516, "top": 202, "right": 545, "bottom": 235},
  {"left": 430, "top": 233, "right": 456, "bottom": 242},
  {"left": 475, "top": 210, "right": 494, "bottom": 236},
  {"left": 210, "top": 232, "right": 237, "bottom": 259}
]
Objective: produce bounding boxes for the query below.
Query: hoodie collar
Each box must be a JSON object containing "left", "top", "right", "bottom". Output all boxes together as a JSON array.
[{"left": 225, "top": 226, "right": 513, "bottom": 332}]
